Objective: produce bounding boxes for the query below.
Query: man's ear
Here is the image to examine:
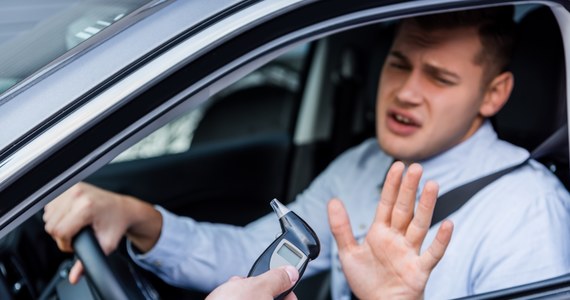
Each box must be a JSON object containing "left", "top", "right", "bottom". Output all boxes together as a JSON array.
[{"left": 479, "top": 71, "right": 514, "bottom": 117}]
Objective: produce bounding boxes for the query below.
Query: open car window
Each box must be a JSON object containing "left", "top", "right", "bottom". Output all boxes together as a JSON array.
[{"left": 112, "top": 43, "right": 310, "bottom": 162}]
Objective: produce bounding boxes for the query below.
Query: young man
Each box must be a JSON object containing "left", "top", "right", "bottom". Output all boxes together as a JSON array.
[{"left": 43, "top": 6, "right": 570, "bottom": 299}]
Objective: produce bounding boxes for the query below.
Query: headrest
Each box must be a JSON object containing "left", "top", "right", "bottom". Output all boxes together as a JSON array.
[{"left": 493, "top": 6, "right": 567, "bottom": 151}]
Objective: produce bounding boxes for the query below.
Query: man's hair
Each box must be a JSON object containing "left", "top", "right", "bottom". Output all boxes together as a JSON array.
[{"left": 405, "top": 6, "right": 516, "bottom": 85}]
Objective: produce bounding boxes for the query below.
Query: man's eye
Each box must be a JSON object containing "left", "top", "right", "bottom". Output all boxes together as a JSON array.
[{"left": 435, "top": 77, "right": 455, "bottom": 86}]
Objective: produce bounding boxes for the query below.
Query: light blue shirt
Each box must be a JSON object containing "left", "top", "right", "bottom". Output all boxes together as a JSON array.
[{"left": 129, "top": 121, "right": 570, "bottom": 299}]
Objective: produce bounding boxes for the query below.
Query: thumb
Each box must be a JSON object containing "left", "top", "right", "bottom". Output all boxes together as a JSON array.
[
  {"left": 69, "top": 260, "right": 84, "bottom": 284},
  {"left": 257, "top": 266, "right": 299, "bottom": 297}
]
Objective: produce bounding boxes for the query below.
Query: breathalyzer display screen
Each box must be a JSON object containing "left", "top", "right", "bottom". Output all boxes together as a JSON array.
[{"left": 277, "top": 244, "right": 302, "bottom": 265}]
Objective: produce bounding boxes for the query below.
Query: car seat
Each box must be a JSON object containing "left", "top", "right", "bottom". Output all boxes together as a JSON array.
[
  {"left": 191, "top": 84, "right": 295, "bottom": 144},
  {"left": 493, "top": 5, "right": 568, "bottom": 189}
]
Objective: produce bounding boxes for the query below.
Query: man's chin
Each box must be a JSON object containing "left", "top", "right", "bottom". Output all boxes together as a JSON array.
[
  {"left": 380, "top": 146, "right": 417, "bottom": 163},
  {"left": 377, "top": 139, "right": 428, "bottom": 163}
]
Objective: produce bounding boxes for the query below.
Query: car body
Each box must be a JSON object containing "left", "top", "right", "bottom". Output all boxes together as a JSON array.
[{"left": 0, "top": 0, "right": 568, "bottom": 299}]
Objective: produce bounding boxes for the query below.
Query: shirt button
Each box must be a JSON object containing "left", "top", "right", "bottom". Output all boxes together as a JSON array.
[
  {"left": 359, "top": 223, "right": 366, "bottom": 230},
  {"left": 153, "top": 261, "right": 161, "bottom": 267}
]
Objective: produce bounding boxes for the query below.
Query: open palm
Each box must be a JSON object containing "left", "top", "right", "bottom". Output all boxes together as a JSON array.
[{"left": 328, "top": 162, "right": 453, "bottom": 300}]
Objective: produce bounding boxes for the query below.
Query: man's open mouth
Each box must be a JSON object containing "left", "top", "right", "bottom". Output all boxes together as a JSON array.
[{"left": 391, "top": 112, "right": 420, "bottom": 127}]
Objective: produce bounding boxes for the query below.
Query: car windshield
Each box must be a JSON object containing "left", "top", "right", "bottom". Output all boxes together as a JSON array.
[{"left": 0, "top": 0, "right": 151, "bottom": 95}]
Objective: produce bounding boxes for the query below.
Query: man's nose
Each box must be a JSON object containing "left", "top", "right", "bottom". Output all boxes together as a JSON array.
[{"left": 396, "top": 71, "right": 423, "bottom": 105}]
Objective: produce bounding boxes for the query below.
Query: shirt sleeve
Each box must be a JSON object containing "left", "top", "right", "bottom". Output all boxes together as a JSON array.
[{"left": 127, "top": 205, "right": 276, "bottom": 291}]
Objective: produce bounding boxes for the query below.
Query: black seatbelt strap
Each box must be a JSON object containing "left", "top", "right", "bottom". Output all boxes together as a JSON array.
[
  {"left": 430, "top": 159, "right": 528, "bottom": 226},
  {"left": 430, "top": 124, "right": 568, "bottom": 227}
]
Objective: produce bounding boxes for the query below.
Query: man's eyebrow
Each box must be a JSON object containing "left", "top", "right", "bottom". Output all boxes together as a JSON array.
[
  {"left": 424, "top": 64, "right": 461, "bottom": 82},
  {"left": 389, "top": 50, "right": 461, "bottom": 82},
  {"left": 389, "top": 51, "right": 409, "bottom": 62}
]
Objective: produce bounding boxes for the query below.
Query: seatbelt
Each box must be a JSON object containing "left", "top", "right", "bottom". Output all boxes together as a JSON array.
[{"left": 430, "top": 124, "right": 568, "bottom": 227}]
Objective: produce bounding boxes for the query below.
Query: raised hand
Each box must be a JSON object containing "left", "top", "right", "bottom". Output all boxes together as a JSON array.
[{"left": 328, "top": 161, "right": 453, "bottom": 300}]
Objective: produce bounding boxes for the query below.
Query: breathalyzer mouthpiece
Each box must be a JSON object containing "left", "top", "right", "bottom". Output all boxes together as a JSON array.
[{"left": 270, "top": 198, "right": 290, "bottom": 219}]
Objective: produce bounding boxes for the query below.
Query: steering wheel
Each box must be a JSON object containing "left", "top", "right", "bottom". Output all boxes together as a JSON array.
[{"left": 72, "top": 228, "right": 159, "bottom": 300}]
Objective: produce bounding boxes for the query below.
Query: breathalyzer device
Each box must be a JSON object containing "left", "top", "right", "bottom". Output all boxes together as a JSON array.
[{"left": 248, "top": 199, "right": 320, "bottom": 300}]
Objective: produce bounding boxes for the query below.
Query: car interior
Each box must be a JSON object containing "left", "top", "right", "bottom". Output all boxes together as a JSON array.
[{"left": 0, "top": 3, "right": 566, "bottom": 300}]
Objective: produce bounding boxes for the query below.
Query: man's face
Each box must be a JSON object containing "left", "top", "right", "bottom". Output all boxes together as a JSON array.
[{"left": 376, "top": 22, "right": 488, "bottom": 162}]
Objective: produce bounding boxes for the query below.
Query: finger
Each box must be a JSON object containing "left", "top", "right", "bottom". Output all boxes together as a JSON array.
[
  {"left": 52, "top": 199, "right": 93, "bottom": 252},
  {"left": 43, "top": 186, "right": 79, "bottom": 235},
  {"left": 44, "top": 184, "right": 89, "bottom": 251},
  {"left": 69, "top": 260, "right": 84, "bottom": 285},
  {"left": 420, "top": 220, "right": 454, "bottom": 271},
  {"left": 284, "top": 292, "right": 298, "bottom": 300},
  {"left": 375, "top": 161, "right": 405, "bottom": 225},
  {"left": 391, "top": 163, "right": 422, "bottom": 232},
  {"left": 43, "top": 200, "right": 64, "bottom": 227},
  {"left": 55, "top": 238, "right": 74, "bottom": 253},
  {"left": 328, "top": 199, "right": 358, "bottom": 251},
  {"left": 93, "top": 229, "right": 121, "bottom": 255},
  {"left": 406, "top": 180, "right": 439, "bottom": 249},
  {"left": 256, "top": 266, "right": 299, "bottom": 297}
]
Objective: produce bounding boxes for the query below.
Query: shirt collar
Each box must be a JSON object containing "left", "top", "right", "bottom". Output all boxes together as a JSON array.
[
  {"left": 415, "top": 120, "right": 526, "bottom": 195},
  {"left": 420, "top": 120, "right": 497, "bottom": 170}
]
